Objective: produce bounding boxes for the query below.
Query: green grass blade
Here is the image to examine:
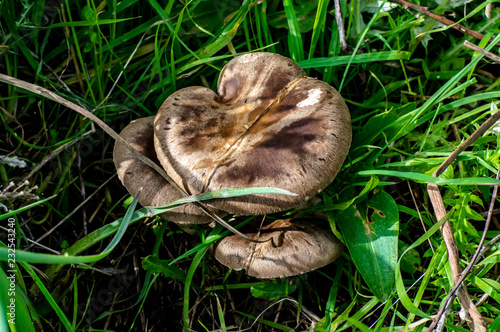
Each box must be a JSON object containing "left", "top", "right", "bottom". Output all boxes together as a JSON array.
[
  {"left": 183, "top": 245, "right": 210, "bottom": 330},
  {"left": 338, "top": 0, "right": 388, "bottom": 92},
  {"left": 300, "top": 51, "right": 411, "bottom": 68},
  {"left": 0, "top": 195, "right": 56, "bottom": 221},
  {"left": 308, "top": 0, "right": 330, "bottom": 59},
  {"left": 0, "top": 187, "right": 293, "bottom": 265},
  {"left": 149, "top": 186, "right": 297, "bottom": 215},
  {"left": 235, "top": 310, "right": 295, "bottom": 332},
  {"left": 20, "top": 261, "right": 74, "bottom": 331},
  {"left": 358, "top": 170, "right": 500, "bottom": 186},
  {"left": 283, "top": 0, "right": 304, "bottom": 62},
  {"left": 43, "top": 18, "right": 138, "bottom": 29},
  {"left": 142, "top": 255, "right": 186, "bottom": 282}
]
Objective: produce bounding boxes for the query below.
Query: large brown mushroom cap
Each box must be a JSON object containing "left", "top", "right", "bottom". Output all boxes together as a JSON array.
[
  {"left": 154, "top": 52, "right": 351, "bottom": 215},
  {"left": 214, "top": 217, "right": 343, "bottom": 278},
  {"left": 113, "top": 116, "right": 226, "bottom": 224}
]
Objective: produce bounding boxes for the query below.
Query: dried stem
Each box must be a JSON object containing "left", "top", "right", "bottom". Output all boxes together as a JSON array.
[
  {"left": 426, "top": 109, "right": 500, "bottom": 331},
  {"left": 428, "top": 168, "right": 499, "bottom": 331},
  {"left": 464, "top": 40, "right": 500, "bottom": 64},
  {"left": 334, "top": 0, "right": 347, "bottom": 50}
]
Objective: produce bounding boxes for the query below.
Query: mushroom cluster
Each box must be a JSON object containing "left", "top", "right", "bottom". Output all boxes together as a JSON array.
[{"left": 114, "top": 52, "right": 351, "bottom": 278}]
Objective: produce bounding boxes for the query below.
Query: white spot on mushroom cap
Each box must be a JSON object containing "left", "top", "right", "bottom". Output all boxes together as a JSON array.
[{"left": 297, "top": 89, "right": 323, "bottom": 107}]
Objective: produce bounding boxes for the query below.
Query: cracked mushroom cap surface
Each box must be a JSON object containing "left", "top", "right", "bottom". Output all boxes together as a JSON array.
[
  {"left": 154, "top": 52, "right": 351, "bottom": 215},
  {"left": 213, "top": 217, "right": 343, "bottom": 278},
  {"left": 113, "top": 116, "right": 226, "bottom": 224}
]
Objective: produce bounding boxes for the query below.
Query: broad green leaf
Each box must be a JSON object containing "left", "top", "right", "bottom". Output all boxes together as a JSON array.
[
  {"left": 250, "top": 282, "right": 297, "bottom": 301},
  {"left": 337, "top": 190, "right": 399, "bottom": 301},
  {"left": 142, "top": 255, "right": 186, "bottom": 282}
]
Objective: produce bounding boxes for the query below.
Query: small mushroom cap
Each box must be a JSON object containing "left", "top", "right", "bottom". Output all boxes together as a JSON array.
[
  {"left": 154, "top": 52, "right": 351, "bottom": 215},
  {"left": 214, "top": 218, "right": 343, "bottom": 278},
  {"left": 113, "top": 116, "right": 226, "bottom": 224}
]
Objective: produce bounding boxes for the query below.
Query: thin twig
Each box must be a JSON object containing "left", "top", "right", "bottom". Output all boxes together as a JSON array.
[
  {"left": 389, "top": 0, "right": 500, "bottom": 47},
  {"left": 436, "top": 170, "right": 500, "bottom": 331},
  {"left": 434, "top": 109, "right": 500, "bottom": 175},
  {"left": 244, "top": 297, "right": 320, "bottom": 331},
  {"left": 431, "top": 169, "right": 499, "bottom": 332},
  {"left": 478, "top": 233, "right": 500, "bottom": 258},
  {"left": 100, "top": 20, "right": 163, "bottom": 105},
  {"left": 426, "top": 110, "right": 500, "bottom": 331},
  {"left": 480, "top": 208, "right": 500, "bottom": 217},
  {"left": 76, "top": 148, "right": 88, "bottom": 235},
  {"left": 0, "top": 225, "right": 61, "bottom": 254},
  {"left": 464, "top": 40, "right": 500, "bottom": 64}
]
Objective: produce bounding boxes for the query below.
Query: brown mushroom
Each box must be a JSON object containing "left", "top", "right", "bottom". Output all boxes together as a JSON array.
[
  {"left": 113, "top": 116, "right": 226, "bottom": 224},
  {"left": 154, "top": 52, "right": 351, "bottom": 215},
  {"left": 214, "top": 217, "right": 343, "bottom": 278}
]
